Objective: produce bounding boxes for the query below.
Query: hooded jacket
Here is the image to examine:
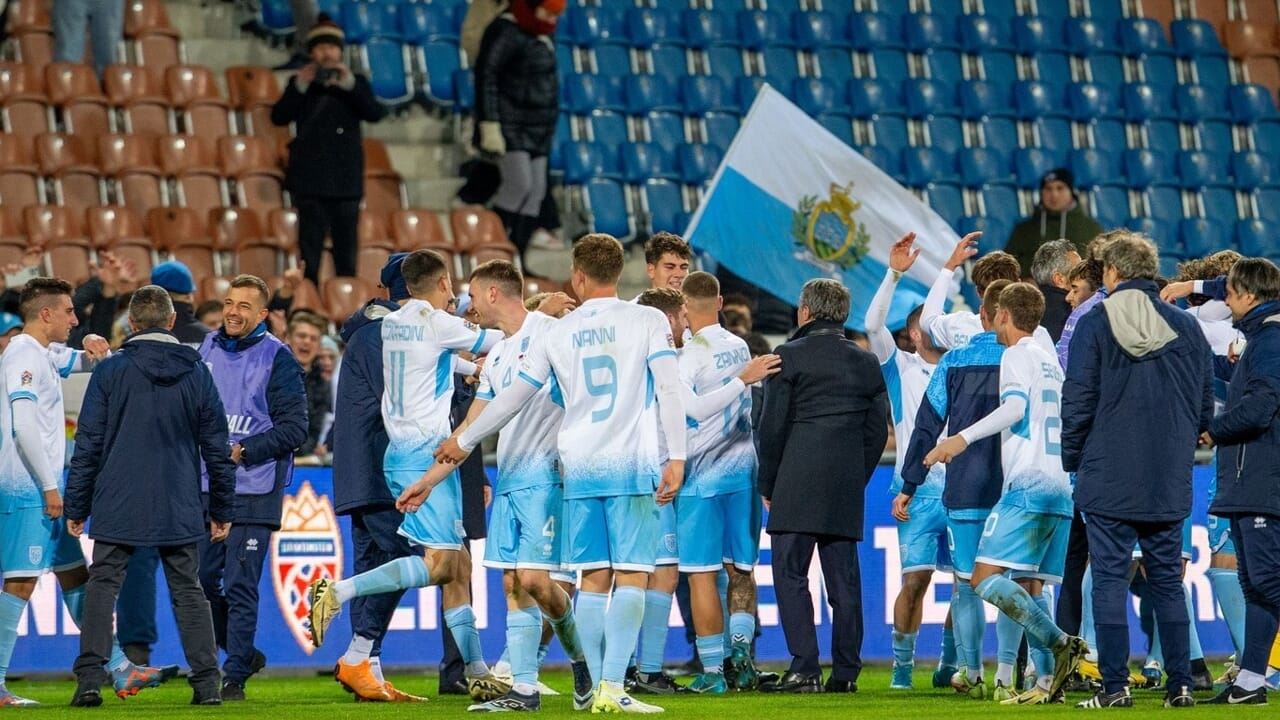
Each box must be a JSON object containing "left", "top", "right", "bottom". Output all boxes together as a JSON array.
[
  {"left": 1062, "top": 279, "right": 1215, "bottom": 522},
  {"left": 1209, "top": 300, "right": 1280, "bottom": 517},
  {"left": 1005, "top": 204, "right": 1103, "bottom": 278},
  {"left": 331, "top": 299, "right": 397, "bottom": 514},
  {"left": 473, "top": 14, "right": 559, "bottom": 156},
  {"left": 65, "top": 330, "right": 237, "bottom": 546}
]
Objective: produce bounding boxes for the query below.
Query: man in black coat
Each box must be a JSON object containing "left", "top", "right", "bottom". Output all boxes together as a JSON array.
[
  {"left": 270, "top": 15, "right": 387, "bottom": 285},
  {"left": 1030, "top": 239, "right": 1079, "bottom": 343},
  {"left": 757, "top": 279, "right": 888, "bottom": 694},
  {"left": 65, "top": 286, "right": 237, "bottom": 707}
]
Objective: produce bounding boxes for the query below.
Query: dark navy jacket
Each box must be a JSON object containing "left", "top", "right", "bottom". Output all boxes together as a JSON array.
[
  {"left": 66, "top": 330, "right": 237, "bottom": 546},
  {"left": 1210, "top": 300, "right": 1280, "bottom": 517},
  {"left": 1062, "top": 279, "right": 1214, "bottom": 523},
  {"left": 902, "top": 331, "right": 1004, "bottom": 513},
  {"left": 332, "top": 300, "right": 397, "bottom": 515}
]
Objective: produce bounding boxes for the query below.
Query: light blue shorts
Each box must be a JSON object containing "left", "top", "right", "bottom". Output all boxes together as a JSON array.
[
  {"left": 550, "top": 569, "right": 578, "bottom": 586},
  {"left": 899, "top": 496, "right": 952, "bottom": 574},
  {"left": 946, "top": 512, "right": 990, "bottom": 580},
  {"left": 1208, "top": 514, "right": 1235, "bottom": 556},
  {"left": 0, "top": 509, "right": 86, "bottom": 579},
  {"left": 656, "top": 502, "right": 679, "bottom": 566},
  {"left": 975, "top": 502, "right": 1071, "bottom": 583},
  {"left": 675, "top": 489, "right": 761, "bottom": 573},
  {"left": 564, "top": 495, "right": 660, "bottom": 572},
  {"left": 386, "top": 467, "right": 464, "bottom": 550},
  {"left": 484, "top": 485, "right": 564, "bottom": 571}
]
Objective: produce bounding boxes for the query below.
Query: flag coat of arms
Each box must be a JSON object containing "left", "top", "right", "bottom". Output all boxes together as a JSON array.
[{"left": 685, "top": 84, "right": 961, "bottom": 330}]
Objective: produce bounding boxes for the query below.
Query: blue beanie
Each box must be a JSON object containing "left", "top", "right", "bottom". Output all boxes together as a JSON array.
[
  {"left": 151, "top": 261, "right": 196, "bottom": 295},
  {"left": 381, "top": 253, "right": 411, "bottom": 301}
]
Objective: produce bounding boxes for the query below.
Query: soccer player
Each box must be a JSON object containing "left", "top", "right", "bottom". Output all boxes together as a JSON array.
[
  {"left": 306, "top": 249, "right": 507, "bottom": 702},
  {"left": 434, "top": 233, "right": 689, "bottom": 713},
  {"left": 866, "top": 234, "right": 956, "bottom": 690},
  {"left": 896, "top": 279, "right": 1015, "bottom": 700},
  {"left": 923, "top": 282, "right": 1089, "bottom": 705},
  {"left": 644, "top": 232, "right": 692, "bottom": 293},
  {"left": 0, "top": 278, "right": 170, "bottom": 706}
]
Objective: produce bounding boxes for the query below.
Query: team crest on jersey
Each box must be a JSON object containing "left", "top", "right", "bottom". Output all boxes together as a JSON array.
[
  {"left": 27, "top": 545, "right": 41, "bottom": 565},
  {"left": 20, "top": 370, "right": 31, "bottom": 386},
  {"left": 271, "top": 481, "right": 343, "bottom": 653}
]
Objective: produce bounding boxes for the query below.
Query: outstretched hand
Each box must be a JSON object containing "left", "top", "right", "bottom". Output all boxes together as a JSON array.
[
  {"left": 888, "top": 232, "right": 920, "bottom": 273},
  {"left": 944, "top": 232, "right": 982, "bottom": 271}
]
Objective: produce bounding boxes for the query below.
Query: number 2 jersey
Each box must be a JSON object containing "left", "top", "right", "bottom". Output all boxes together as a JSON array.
[
  {"left": 996, "top": 337, "right": 1072, "bottom": 517},
  {"left": 476, "top": 311, "right": 564, "bottom": 494},
  {"left": 0, "top": 336, "right": 85, "bottom": 511},
  {"left": 679, "top": 324, "right": 754, "bottom": 498}
]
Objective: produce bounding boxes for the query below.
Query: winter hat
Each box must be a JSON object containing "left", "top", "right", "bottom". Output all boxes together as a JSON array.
[
  {"left": 380, "top": 253, "right": 411, "bottom": 302},
  {"left": 307, "top": 14, "right": 346, "bottom": 51},
  {"left": 0, "top": 312, "right": 22, "bottom": 335},
  {"left": 512, "top": 0, "right": 565, "bottom": 36},
  {"left": 1040, "top": 167, "right": 1075, "bottom": 191},
  {"left": 151, "top": 261, "right": 195, "bottom": 295}
]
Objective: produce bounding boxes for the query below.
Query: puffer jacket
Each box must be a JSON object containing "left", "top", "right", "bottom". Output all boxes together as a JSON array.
[{"left": 473, "top": 15, "right": 559, "bottom": 156}]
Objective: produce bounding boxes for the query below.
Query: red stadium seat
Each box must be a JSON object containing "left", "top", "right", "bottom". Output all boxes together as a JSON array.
[
  {"left": 35, "top": 133, "right": 104, "bottom": 217},
  {"left": 224, "top": 66, "right": 282, "bottom": 110},
  {"left": 24, "top": 205, "right": 91, "bottom": 284},
  {"left": 15, "top": 30, "right": 54, "bottom": 68},
  {"left": 99, "top": 134, "right": 166, "bottom": 215},
  {"left": 218, "top": 135, "right": 284, "bottom": 212},
  {"left": 85, "top": 205, "right": 155, "bottom": 276},
  {"left": 390, "top": 208, "right": 447, "bottom": 252},
  {"left": 267, "top": 207, "right": 299, "bottom": 253},
  {"left": 148, "top": 206, "right": 216, "bottom": 279},
  {"left": 0, "top": 62, "right": 45, "bottom": 101},
  {"left": 44, "top": 63, "right": 110, "bottom": 138},
  {"left": 104, "top": 64, "right": 172, "bottom": 136},
  {"left": 449, "top": 205, "right": 508, "bottom": 253},
  {"left": 1225, "top": 20, "right": 1280, "bottom": 59},
  {"left": 0, "top": 132, "right": 45, "bottom": 211},
  {"left": 157, "top": 134, "right": 226, "bottom": 221},
  {"left": 165, "top": 65, "right": 232, "bottom": 140},
  {"left": 7, "top": 0, "right": 52, "bottom": 33},
  {"left": 321, "top": 276, "right": 375, "bottom": 323}
]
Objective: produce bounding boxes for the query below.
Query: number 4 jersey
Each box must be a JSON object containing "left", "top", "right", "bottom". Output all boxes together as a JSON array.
[{"left": 997, "top": 337, "right": 1072, "bottom": 517}]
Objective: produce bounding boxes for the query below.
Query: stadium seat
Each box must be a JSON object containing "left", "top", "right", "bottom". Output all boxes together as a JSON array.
[
  {"left": 760, "top": 48, "right": 799, "bottom": 87},
  {"left": 1089, "top": 184, "right": 1131, "bottom": 229},
  {"left": 1064, "top": 18, "right": 1108, "bottom": 56},
  {"left": 567, "top": 74, "right": 625, "bottom": 114},
  {"left": 870, "top": 49, "right": 909, "bottom": 84},
  {"left": 924, "top": 116, "right": 964, "bottom": 155},
  {"left": 1083, "top": 0, "right": 1123, "bottom": 22},
  {"left": 848, "top": 12, "right": 903, "bottom": 51},
  {"left": 958, "top": 80, "right": 1014, "bottom": 119},
  {"left": 452, "top": 69, "right": 474, "bottom": 114},
  {"left": 644, "top": 110, "right": 687, "bottom": 153},
  {"left": 44, "top": 63, "right": 110, "bottom": 138},
  {"left": 959, "top": 15, "right": 1012, "bottom": 52},
  {"left": 1123, "top": 149, "right": 1174, "bottom": 189},
  {"left": 1252, "top": 119, "right": 1280, "bottom": 160},
  {"left": 738, "top": 10, "right": 790, "bottom": 50},
  {"left": 1123, "top": 83, "right": 1176, "bottom": 122},
  {"left": 1013, "top": 16, "right": 1058, "bottom": 54},
  {"left": 958, "top": 215, "right": 1012, "bottom": 255},
  {"left": 1178, "top": 150, "right": 1231, "bottom": 187},
  {"left": 6, "top": 0, "right": 50, "bottom": 34},
  {"left": 1032, "top": 116, "right": 1073, "bottom": 164},
  {"left": 1070, "top": 148, "right": 1120, "bottom": 188},
  {"left": 26, "top": 205, "right": 92, "bottom": 284},
  {"left": 1083, "top": 54, "right": 1125, "bottom": 92},
  {"left": 703, "top": 111, "right": 739, "bottom": 151},
  {"left": 219, "top": 135, "right": 284, "bottom": 212},
  {"left": 1255, "top": 188, "right": 1280, "bottom": 224},
  {"left": 650, "top": 45, "right": 690, "bottom": 87},
  {"left": 626, "top": 75, "right": 680, "bottom": 114},
  {"left": 857, "top": 145, "right": 899, "bottom": 176},
  {"left": 1224, "top": 21, "right": 1279, "bottom": 60},
  {"left": 1191, "top": 55, "right": 1232, "bottom": 88},
  {"left": 848, "top": 78, "right": 902, "bottom": 118},
  {"left": 1236, "top": 218, "right": 1280, "bottom": 256},
  {"left": 36, "top": 132, "right": 103, "bottom": 216},
  {"left": 621, "top": 142, "right": 678, "bottom": 183},
  {"left": 387, "top": 208, "right": 444, "bottom": 254},
  {"left": 958, "top": 148, "right": 1009, "bottom": 187},
  {"left": 1015, "top": 81, "right": 1067, "bottom": 120},
  {"left": 584, "top": 177, "right": 633, "bottom": 240},
  {"left": 208, "top": 205, "right": 262, "bottom": 258},
  {"left": 1139, "top": 54, "right": 1179, "bottom": 92},
  {"left": 1180, "top": 217, "right": 1227, "bottom": 257},
  {"left": 419, "top": 40, "right": 461, "bottom": 106},
  {"left": 85, "top": 205, "right": 154, "bottom": 274},
  {"left": 104, "top": 64, "right": 171, "bottom": 136},
  {"left": 982, "top": 117, "right": 1020, "bottom": 160},
  {"left": 1143, "top": 185, "right": 1185, "bottom": 225},
  {"left": 903, "top": 79, "right": 954, "bottom": 118},
  {"left": 793, "top": 77, "right": 839, "bottom": 116},
  {"left": 677, "top": 143, "right": 721, "bottom": 186},
  {"left": 1232, "top": 151, "right": 1276, "bottom": 189},
  {"left": 926, "top": 49, "right": 964, "bottom": 86},
  {"left": 1141, "top": 120, "right": 1181, "bottom": 155},
  {"left": 1171, "top": 19, "right": 1226, "bottom": 58},
  {"left": 903, "top": 147, "right": 957, "bottom": 186},
  {"left": 124, "top": 0, "right": 178, "bottom": 38},
  {"left": 1176, "top": 84, "right": 1231, "bottom": 122},
  {"left": 641, "top": 178, "right": 685, "bottom": 234},
  {"left": 1068, "top": 83, "right": 1120, "bottom": 121},
  {"left": 817, "top": 113, "right": 854, "bottom": 146},
  {"left": 904, "top": 13, "right": 957, "bottom": 52},
  {"left": 449, "top": 205, "right": 507, "bottom": 254},
  {"left": 98, "top": 134, "right": 164, "bottom": 215},
  {"left": 1230, "top": 84, "right": 1278, "bottom": 123},
  {"left": 869, "top": 114, "right": 910, "bottom": 155},
  {"left": 165, "top": 65, "right": 231, "bottom": 140},
  {"left": 225, "top": 66, "right": 281, "bottom": 111},
  {"left": 567, "top": 6, "right": 625, "bottom": 47},
  {"left": 1196, "top": 121, "right": 1236, "bottom": 155},
  {"left": 681, "top": 75, "right": 732, "bottom": 114},
  {"left": 588, "top": 110, "right": 629, "bottom": 150},
  {"left": 626, "top": 8, "right": 681, "bottom": 49},
  {"left": 563, "top": 140, "right": 615, "bottom": 184},
  {"left": 925, "top": 183, "right": 964, "bottom": 226},
  {"left": 1016, "top": 148, "right": 1057, "bottom": 187},
  {"left": 0, "top": 132, "right": 44, "bottom": 210},
  {"left": 682, "top": 10, "right": 731, "bottom": 50},
  {"left": 341, "top": 1, "right": 399, "bottom": 44},
  {"left": 1200, "top": 187, "right": 1240, "bottom": 226},
  {"left": 815, "top": 48, "right": 854, "bottom": 84},
  {"left": 706, "top": 45, "right": 745, "bottom": 85},
  {"left": 320, "top": 277, "right": 374, "bottom": 324},
  {"left": 793, "top": 11, "right": 844, "bottom": 51},
  {"left": 591, "top": 45, "right": 632, "bottom": 77},
  {"left": 2, "top": 90, "right": 51, "bottom": 139},
  {"left": 1033, "top": 52, "right": 1072, "bottom": 90},
  {"left": 1088, "top": 119, "right": 1128, "bottom": 155},
  {"left": 1118, "top": 18, "right": 1173, "bottom": 57},
  {"left": 1127, "top": 216, "right": 1177, "bottom": 251}
]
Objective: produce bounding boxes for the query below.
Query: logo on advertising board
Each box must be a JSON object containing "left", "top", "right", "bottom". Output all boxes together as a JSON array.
[{"left": 271, "top": 481, "right": 343, "bottom": 653}]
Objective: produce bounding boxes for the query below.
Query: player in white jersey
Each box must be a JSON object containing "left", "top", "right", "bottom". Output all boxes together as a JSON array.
[
  {"left": 0, "top": 278, "right": 172, "bottom": 706},
  {"left": 307, "top": 250, "right": 509, "bottom": 703},
  {"left": 922, "top": 233, "right": 1058, "bottom": 356},
  {"left": 432, "top": 234, "right": 689, "bottom": 713},
  {"left": 925, "top": 282, "right": 1087, "bottom": 705},
  {"left": 867, "top": 234, "right": 956, "bottom": 690}
]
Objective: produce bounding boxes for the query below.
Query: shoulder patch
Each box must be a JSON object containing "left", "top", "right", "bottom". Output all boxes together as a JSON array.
[{"left": 20, "top": 370, "right": 32, "bottom": 386}]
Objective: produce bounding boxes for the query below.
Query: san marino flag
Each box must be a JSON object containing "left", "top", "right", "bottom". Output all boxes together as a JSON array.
[{"left": 686, "top": 84, "right": 960, "bottom": 331}]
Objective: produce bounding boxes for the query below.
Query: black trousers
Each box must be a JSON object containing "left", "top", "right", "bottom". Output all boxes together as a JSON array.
[
  {"left": 1230, "top": 513, "right": 1280, "bottom": 676},
  {"left": 770, "top": 532, "right": 863, "bottom": 681},
  {"left": 73, "top": 541, "right": 219, "bottom": 694},
  {"left": 295, "top": 195, "right": 359, "bottom": 284},
  {"left": 197, "top": 524, "right": 274, "bottom": 684},
  {"left": 350, "top": 506, "right": 416, "bottom": 655},
  {"left": 1056, "top": 508, "right": 1090, "bottom": 635}
]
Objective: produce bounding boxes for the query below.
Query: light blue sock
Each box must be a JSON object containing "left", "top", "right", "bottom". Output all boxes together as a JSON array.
[
  {"left": 1184, "top": 586, "right": 1204, "bottom": 661},
  {"left": 576, "top": 591, "right": 608, "bottom": 687},
  {"left": 537, "top": 644, "right": 549, "bottom": 668},
  {"left": 729, "top": 612, "right": 755, "bottom": 648},
  {"left": 974, "top": 575, "right": 1066, "bottom": 652},
  {"left": 62, "top": 586, "right": 129, "bottom": 672},
  {"left": 443, "top": 605, "right": 487, "bottom": 675},
  {"left": 717, "top": 570, "right": 731, "bottom": 656},
  {"left": 1150, "top": 619, "right": 1163, "bottom": 666},
  {"left": 340, "top": 556, "right": 430, "bottom": 602},
  {"left": 548, "top": 607, "right": 585, "bottom": 662},
  {"left": 604, "top": 587, "right": 646, "bottom": 684},
  {"left": 696, "top": 635, "right": 724, "bottom": 675},
  {"left": 892, "top": 630, "right": 917, "bottom": 667},
  {"left": 954, "top": 581, "right": 986, "bottom": 679},
  {"left": 0, "top": 592, "right": 25, "bottom": 685},
  {"left": 1207, "top": 568, "right": 1246, "bottom": 656},
  {"left": 498, "top": 645, "right": 510, "bottom": 669},
  {"left": 940, "top": 623, "right": 957, "bottom": 667},
  {"left": 996, "top": 610, "right": 1023, "bottom": 668},
  {"left": 1031, "top": 594, "right": 1055, "bottom": 679},
  {"left": 507, "top": 606, "right": 542, "bottom": 689},
  {"left": 1082, "top": 567, "right": 1097, "bottom": 659},
  {"left": 638, "top": 589, "right": 672, "bottom": 674}
]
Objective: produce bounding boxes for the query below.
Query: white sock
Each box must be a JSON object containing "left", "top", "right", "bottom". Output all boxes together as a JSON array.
[
  {"left": 369, "top": 656, "right": 386, "bottom": 683},
  {"left": 332, "top": 579, "right": 356, "bottom": 604},
  {"left": 602, "top": 680, "right": 624, "bottom": 693},
  {"left": 466, "top": 661, "right": 489, "bottom": 678},
  {"left": 1237, "top": 669, "right": 1267, "bottom": 692},
  {"left": 996, "top": 663, "right": 1014, "bottom": 686},
  {"left": 493, "top": 659, "right": 512, "bottom": 678},
  {"left": 513, "top": 682, "right": 537, "bottom": 696},
  {"left": 343, "top": 635, "right": 373, "bottom": 665},
  {"left": 967, "top": 667, "right": 984, "bottom": 683},
  {"left": 1037, "top": 675, "right": 1052, "bottom": 692}
]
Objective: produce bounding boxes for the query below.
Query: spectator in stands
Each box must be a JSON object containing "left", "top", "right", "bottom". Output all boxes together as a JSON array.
[
  {"left": 197, "top": 300, "right": 223, "bottom": 332},
  {"left": 151, "top": 261, "right": 213, "bottom": 346},
  {"left": 1030, "top": 239, "right": 1080, "bottom": 342},
  {"left": 0, "top": 313, "right": 21, "bottom": 353},
  {"left": 1005, "top": 169, "right": 1103, "bottom": 277},
  {"left": 274, "top": 0, "right": 318, "bottom": 71},
  {"left": 0, "top": 249, "right": 44, "bottom": 316},
  {"left": 285, "top": 311, "right": 331, "bottom": 458},
  {"left": 271, "top": 16, "right": 387, "bottom": 287},
  {"left": 474, "top": 0, "right": 564, "bottom": 273},
  {"left": 71, "top": 253, "right": 136, "bottom": 350},
  {"left": 52, "top": 0, "right": 123, "bottom": 75}
]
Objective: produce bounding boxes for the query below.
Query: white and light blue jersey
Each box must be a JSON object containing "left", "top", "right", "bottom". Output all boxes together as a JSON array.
[
  {"left": 0, "top": 335, "right": 81, "bottom": 511},
  {"left": 517, "top": 297, "right": 675, "bottom": 499},
  {"left": 927, "top": 310, "right": 1059, "bottom": 359},
  {"left": 678, "top": 325, "right": 754, "bottom": 498},
  {"left": 997, "top": 337, "right": 1072, "bottom": 517},
  {"left": 476, "top": 311, "right": 563, "bottom": 495},
  {"left": 381, "top": 298, "right": 498, "bottom": 452},
  {"left": 882, "top": 348, "right": 945, "bottom": 498}
]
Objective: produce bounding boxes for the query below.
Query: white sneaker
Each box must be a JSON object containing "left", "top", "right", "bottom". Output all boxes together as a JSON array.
[
  {"left": 529, "top": 229, "right": 566, "bottom": 250},
  {"left": 591, "top": 682, "right": 664, "bottom": 714}
]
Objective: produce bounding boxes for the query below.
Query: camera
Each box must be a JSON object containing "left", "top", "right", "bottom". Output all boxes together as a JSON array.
[{"left": 315, "top": 66, "right": 339, "bottom": 85}]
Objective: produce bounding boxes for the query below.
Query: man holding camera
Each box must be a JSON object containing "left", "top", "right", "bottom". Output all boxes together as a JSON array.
[{"left": 271, "top": 15, "right": 387, "bottom": 286}]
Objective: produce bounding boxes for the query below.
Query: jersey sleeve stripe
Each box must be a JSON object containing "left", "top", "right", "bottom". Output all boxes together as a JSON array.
[
  {"left": 8, "top": 390, "right": 37, "bottom": 403},
  {"left": 58, "top": 350, "right": 80, "bottom": 378},
  {"left": 647, "top": 349, "right": 677, "bottom": 364},
  {"left": 517, "top": 371, "right": 546, "bottom": 390},
  {"left": 475, "top": 389, "right": 496, "bottom": 400},
  {"left": 469, "top": 329, "right": 487, "bottom": 355}
]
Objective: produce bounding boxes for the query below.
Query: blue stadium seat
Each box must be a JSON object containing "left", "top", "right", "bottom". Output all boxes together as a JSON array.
[
  {"left": 1064, "top": 18, "right": 1108, "bottom": 56},
  {"left": 925, "top": 183, "right": 965, "bottom": 227},
  {"left": 817, "top": 113, "right": 854, "bottom": 146},
  {"left": 734, "top": 76, "right": 769, "bottom": 113},
  {"left": 1195, "top": 121, "right": 1236, "bottom": 156},
  {"left": 1232, "top": 151, "right": 1276, "bottom": 190},
  {"left": 983, "top": 0, "right": 1018, "bottom": 18},
  {"left": 1089, "top": 120, "right": 1128, "bottom": 155},
  {"left": 876, "top": 0, "right": 909, "bottom": 15},
  {"left": 958, "top": 147, "right": 1009, "bottom": 187},
  {"left": 1089, "top": 184, "right": 1130, "bottom": 228},
  {"left": 593, "top": 45, "right": 631, "bottom": 75},
  {"left": 703, "top": 111, "right": 739, "bottom": 151},
  {"left": 855, "top": 145, "right": 897, "bottom": 177},
  {"left": 1127, "top": 216, "right": 1176, "bottom": 249},
  {"left": 1032, "top": 116, "right": 1074, "bottom": 163},
  {"left": 927, "top": 50, "right": 964, "bottom": 86},
  {"left": 871, "top": 49, "right": 909, "bottom": 83},
  {"left": 1141, "top": 120, "right": 1181, "bottom": 154},
  {"left": 903, "top": 79, "right": 955, "bottom": 118},
  {"left": 315, "top": 0, "right": 338, "bottom": 22},
  {"left": 762, "top": 0, "right": 800, "bottom": 15},
  {"left": 365, "top": 38, "right": 414, "bottom": 105},
  {"left": 1083, "top": 0, "right": 1123, "bottom": 21},
  {"left": 680, "top": 75, "right": 732, "bottom": 114},
  {"left": 557, "top": 44, "right": 575, "bottom": 78},
  {"left": 924, "top": 116, "right": 964, "bottom": 156},
  {"left": 982, "top": 117, "right": 1020, "bottom": 160},
  {"left": 1123, "top": 83, "right": 1176, "bottom": 122},
  {"left": 1085, "top": 54, "right": 1125, "bottom": 91},
  {"left": 816, "top": 49, "right": 854, "bottom": 84},
  {"left": 958, "top": 80, "right": 1014, "bottom": 119},
  {"left": 760, "top": 48, "right": 799, "bottom": 87},
  {"left": 342, "top": 1, "right": 399, "bottom": 44},
  {"left": 1236, "top": 218, "right": 1280, "bottom": 256},
  {"left": 650, "top": 45, "right": 689, "bottom": 87},
  {"left": 1033, "top": 52, "right": 1072, "bottom": 89},
  {"left": 1143, "top": 185, "right": 1185, "bottom": 224},
  {"left": 1230, "top": 85, "right": 1279, "bottom": 124},
  {"left": 980, "top": 184, "right": 1020, "bottom": 226},
  {"left": 1118, "top": 18, "right": 1173, "bottom": 57},
  {"left": 958, "top": 215, "right": 1012, "bottom": 254},
  {"left": 1068, "top": 83, "right": 1120, "bottom": 121},
  {"left": 849, "top": 78, "right": 902, "bottom": 117},
  {"left": 1200, "top": 187, "right": 1239, "bottom": 225},
  {"left": 589, "top": 110, "right": 630, "bottom": 150},
  {"left": 706, "top": 45, "right": 746, "bottom": 85},
  {"left": 625, "top": 75, "right": 680, "bottom": 113},
  {"left": 1171, "top": 19, "right": 1227, "bottom": 58},
  {"left": 651, "top": 0, "right": 691, "bottom": 11},
  {"left": 710, "top": 0, "right": 746, "bottom": 12},
  {"left": 567, "top": 74, "right": 624, "bottom": 113},
  {"left": 904, "top": 12, "right": 958, "bottom": 52},
  {"left": 1178, "top": 150, "right": 1231, "bottom": 188},
  {"left": 1176, "top": 85, "right": 1230, "bottom": 122},
  {"left": 794, "top": 77, "right": 840, "bottom": 116},
  {"left": 550, "top": 115, "right": 572, "bottom": 171},
  {"left": 1257, "top": 188, "right": 1280, "bottom": 224},
  {"left": 1013, "top": 16, "right": 1058, "bottom": 54},
  {"left": 1071, "top": 148, "right": 1120, "bottom": 188},
  {"left": 452, "top": 68, "right": 473, "bottom": 112},
  {"left": 621, "top": 142, "right": 678, "bottom": 183},
  {"left": 1123, "top": 149, "right": 1173, "bottom": 189},
  {"left": 1139, "top": 54, "right": 1179, "bottom": 91},
  {"left": 738, "top": 11, "right": 790, "bottom": 50},
  {"left": 399, "top": 3, "right": 455, "bottom": 44},
  {"left": 904, "top": 147, "right": 957, "bottom": 186},
  {"left": 849, "top": 12, "right": 903, "bottom": 51},
  {"left": 1015, "top": 81, "right": 1067, "bottom": 119},
  {"left": 976, "top": 50, "right": 1018, "bottom": 86},
  {"left": 682, "top": 10, "right": 732, "bottom": 49},
  {"left": 626, "top": 8, "right": 681, "bottom": 49},
  {"left": 959, "top": 15, "right": 1012, "bottom": 52},
  {"left": 793, "top": 11, "right": 845, "bottom": 50},
  {"left": 870, "top": 114, "right": 910, "bottom": 155},
  {"left": 1180, "top": 218, "right": 1226, "bottom": 257},
  {"left": 585, "top": 178, "right": 632, "bottom": 240},
  {"left": 645, "top": 111, "right": 686, "bottom": 153},
  {"left": 643, "top": 179, "right": 686, "bottom": 234},
  {"left": 567, "top": 6, "right": 625, "bottom": 47},
  {"left": 258, "top": 0, "right": 294, "bottom": 35},
  {"left": 677, "top": 143, "right": 722, "bottom": 185},
  {"left": 1191, "top": 56, "right": 1231, "bottom": 88},
  {"left": 564, "top": 141, "right": 618, "bottom": 184},
  {"left": 598, "top": 0, "right": 634, "bottom": 11},
  {"left": 1252, "top": 120, "right": 1280, "bottom": 159}
]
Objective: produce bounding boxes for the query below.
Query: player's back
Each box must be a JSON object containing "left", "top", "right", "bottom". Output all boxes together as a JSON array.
[
  {"left": 534, "top": 297, "right": 671, "bottom": 498},
  {"left": 0, "top": 335, "right": 66, "bottom": 511},
  {"left": 680, "top": 325, "right": 753, "bottom": 496},
  {"left": 999, "top": 338, "right": 1071, "bottom": 516},
  {"left": 883, "top": 348, "right": 945, "bottom": 498},
  {"left": 929, "top": 310, "right": 1058, "bottom": 358}
]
